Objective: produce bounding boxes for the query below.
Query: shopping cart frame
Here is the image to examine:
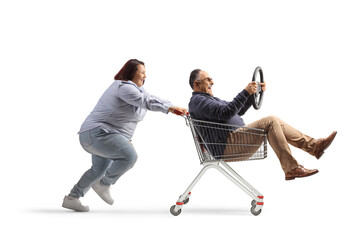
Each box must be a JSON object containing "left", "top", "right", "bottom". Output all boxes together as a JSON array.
[{"left": 170, "top": 116, "right": 267, "bottom": 216}]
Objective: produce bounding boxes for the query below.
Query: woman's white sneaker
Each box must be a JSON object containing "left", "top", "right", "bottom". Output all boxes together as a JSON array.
[
  {"left": 62, "top": 195, "right": 89, "bottom": 212},
  {"left": 92, "top": 180, "right": 114, "bottom": 205}
]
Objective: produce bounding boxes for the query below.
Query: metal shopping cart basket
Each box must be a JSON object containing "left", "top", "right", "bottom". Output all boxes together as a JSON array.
[{"left": 170, "top": 115, "right": 268, "bottom": 216}]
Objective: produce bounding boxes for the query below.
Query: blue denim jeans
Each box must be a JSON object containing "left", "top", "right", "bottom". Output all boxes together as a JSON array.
[{"left": 69, "top": 127, "right": 138, "bottom": 198}]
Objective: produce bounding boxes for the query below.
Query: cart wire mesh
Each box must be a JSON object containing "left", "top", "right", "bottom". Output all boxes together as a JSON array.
[{"left": 186, "top": 117, "right": 267, "bottom": 163}]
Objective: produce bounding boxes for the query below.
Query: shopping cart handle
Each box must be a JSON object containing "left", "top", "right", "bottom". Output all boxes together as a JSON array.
[{"left": 174, "top": 110, "right": 189, "bottom": 116}]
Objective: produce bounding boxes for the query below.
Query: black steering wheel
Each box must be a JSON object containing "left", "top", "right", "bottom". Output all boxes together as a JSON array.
[{"left": 251, "top": 66, "right": 264, "bottom": 110}]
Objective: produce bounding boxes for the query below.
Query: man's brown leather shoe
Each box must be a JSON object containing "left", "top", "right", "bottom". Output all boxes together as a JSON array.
[
  {"left": 285, "top": 166, "right": 319, "bottom": 180},
  {"left": 314, "top": 131, "right": 337, "bottom": 159}
]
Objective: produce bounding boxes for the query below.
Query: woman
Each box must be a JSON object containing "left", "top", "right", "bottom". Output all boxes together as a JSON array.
[{"left": 62, "top": 59, "right": 187, "bottom": 212}]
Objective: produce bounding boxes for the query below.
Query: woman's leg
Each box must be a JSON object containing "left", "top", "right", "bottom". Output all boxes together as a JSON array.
[
  {"left": 69, "top": 155, "right": 112, "bottom": 198},
  {"left": 86, "top": 130, "right": 138, "bottom": 204},
  {"left": 102, "top": 156, "right": 137, "bottom": 186},
  {"left": 80, "top": 127, "right": 137, "bottom": 184},
  {"left": 63, "top": 153, "right": 111, "bottom": 211},
  {"left": 64, "top": 128, "right": 138, "bottom": 210},
  {"left": 89, "top": 133, "right": 138, "bottom": 187},
  {"left": 68, "top": 127, "right": 138, "bottom": 195}
]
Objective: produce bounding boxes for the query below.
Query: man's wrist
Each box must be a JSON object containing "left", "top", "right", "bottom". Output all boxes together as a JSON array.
[{"left": 242, "top": 89, "right": 251, "bottom": 97}]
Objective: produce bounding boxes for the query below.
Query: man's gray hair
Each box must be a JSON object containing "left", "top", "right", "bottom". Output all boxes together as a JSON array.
[{"left": 189, "top": 69, "right": 202, "bottom": 89}]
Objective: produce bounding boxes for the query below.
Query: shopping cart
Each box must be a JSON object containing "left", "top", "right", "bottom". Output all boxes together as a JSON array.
[{"left": 170, "top": 115, "right": 268, "bottom": 216}]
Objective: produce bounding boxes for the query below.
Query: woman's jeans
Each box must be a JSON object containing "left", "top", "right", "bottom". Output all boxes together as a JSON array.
[{"left": 69, "top": 127, "right": 138, "bottom": 198}]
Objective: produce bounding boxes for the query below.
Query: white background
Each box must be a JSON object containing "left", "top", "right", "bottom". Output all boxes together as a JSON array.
[{"left": 1, "top": 0, "right": 359, "bottom": 239}]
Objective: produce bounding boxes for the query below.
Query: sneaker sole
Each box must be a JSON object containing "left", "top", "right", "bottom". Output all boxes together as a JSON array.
[{"left": 62, "top": 202, "right": 89, "bottom": 212}]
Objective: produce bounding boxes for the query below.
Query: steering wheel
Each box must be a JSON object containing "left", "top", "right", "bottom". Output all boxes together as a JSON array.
[{"left": 251, "top": 66, "right": 264, "bottom": 110}]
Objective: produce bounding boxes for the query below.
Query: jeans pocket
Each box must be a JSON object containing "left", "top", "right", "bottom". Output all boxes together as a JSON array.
[{"left": 79, "top": 130, "right": 93, "bottom": 148}]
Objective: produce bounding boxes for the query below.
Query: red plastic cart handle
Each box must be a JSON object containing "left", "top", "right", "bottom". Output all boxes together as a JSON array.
[
  {"left": 174, "top": 110, "right": 182, "bottom": 115},
  {"left": 174, "top": 110, "right": 189, "bottom": 116}
]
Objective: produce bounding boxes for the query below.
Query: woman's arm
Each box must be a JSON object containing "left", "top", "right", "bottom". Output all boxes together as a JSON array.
[{"left": 118, "top": 83, "right": 187, "bottom": 115}]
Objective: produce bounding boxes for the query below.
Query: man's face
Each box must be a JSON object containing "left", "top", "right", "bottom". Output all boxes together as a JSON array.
[{"left": 195, "top": 71, "right": 214, "bottom": 96}]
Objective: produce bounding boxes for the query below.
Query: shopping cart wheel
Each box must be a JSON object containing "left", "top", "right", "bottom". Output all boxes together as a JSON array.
[
  {"left": 170, "top": 205, "right": 182, "bottom": 216},
  {"left": 250, "top": 205, "right": 262, "bottom": 216},
  {"left": 251, "top": 200, "right": 256, "bottom": 206},
  {"left": 251, "top": 66, "right": 264, "bottom": 110}
]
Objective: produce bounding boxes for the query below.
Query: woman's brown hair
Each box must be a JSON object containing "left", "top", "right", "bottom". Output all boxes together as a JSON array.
[{"left": 114, "top": 59, "right": 145, "bottom": 80}]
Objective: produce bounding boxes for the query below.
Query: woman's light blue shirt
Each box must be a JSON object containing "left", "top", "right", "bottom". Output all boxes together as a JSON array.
[{"left": 79, "top": 80, "right": 172, "bottom": 139}]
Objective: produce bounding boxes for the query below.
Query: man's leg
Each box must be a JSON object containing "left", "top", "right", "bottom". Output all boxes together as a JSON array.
[
  {"left": 245, "top": 116, "right": 301, "bottom": 173},
  {"left": 275, "top": 117, "right": 317, "bottom": 156},
  {"left": 223, "top": 128, "right": 265, "bottom": 162},
  {"left": 247, "top": 116, "right": 336, "bottom": 159}
]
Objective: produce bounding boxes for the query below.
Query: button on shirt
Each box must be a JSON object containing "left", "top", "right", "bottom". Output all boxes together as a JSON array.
[{"left": 79, "top": 80, "right": 172, "bottom": 140}]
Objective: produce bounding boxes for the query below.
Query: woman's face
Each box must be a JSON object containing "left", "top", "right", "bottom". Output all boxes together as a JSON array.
[{"left": 131, "top": 64, "right": 146, "bottom": 87}]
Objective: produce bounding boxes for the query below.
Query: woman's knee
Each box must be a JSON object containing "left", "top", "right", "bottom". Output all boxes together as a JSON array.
[
  {"left": 116, "top": 150, "right": 138, "bottom": 169},
  {"left": 127, "top": 151, "right": 138, "bottom": 168}
]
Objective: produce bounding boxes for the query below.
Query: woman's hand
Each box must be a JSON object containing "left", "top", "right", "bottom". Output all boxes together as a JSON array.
[{"left": 168, "top": 106, "right": 189, "bottom": 116}]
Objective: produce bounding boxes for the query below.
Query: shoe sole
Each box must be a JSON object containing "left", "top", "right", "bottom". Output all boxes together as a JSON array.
[
  {"left": 62, "top": 202, "right": 89, "bottom": 212},
  {"left": 285, "top": 170, "right": 319, "bottom": 180}
]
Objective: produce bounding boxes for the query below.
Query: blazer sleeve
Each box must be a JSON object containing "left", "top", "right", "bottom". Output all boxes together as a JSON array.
[
  {"left": 238, "top": 95, "right": 253, "bottom": 116},
  {"left": 194, "top": 90, "right": 250, "bottom": 121}
]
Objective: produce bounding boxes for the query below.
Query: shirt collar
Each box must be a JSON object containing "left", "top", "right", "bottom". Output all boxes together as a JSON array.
[
  {"left": 118, "top": 80, "right": 144, "bottom": 92},
  {"left": 192, "top": 91, "right": 212, "bottom": 97}
]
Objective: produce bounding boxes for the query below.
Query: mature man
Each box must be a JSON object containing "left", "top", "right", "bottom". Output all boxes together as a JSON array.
[{"left": 188, "top": 69, "right": 337, "bottom": 180}]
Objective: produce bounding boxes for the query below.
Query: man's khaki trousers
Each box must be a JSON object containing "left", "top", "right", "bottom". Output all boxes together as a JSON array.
[{"left": 223, "top": 116, "right": 317, "bottom": 173}]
